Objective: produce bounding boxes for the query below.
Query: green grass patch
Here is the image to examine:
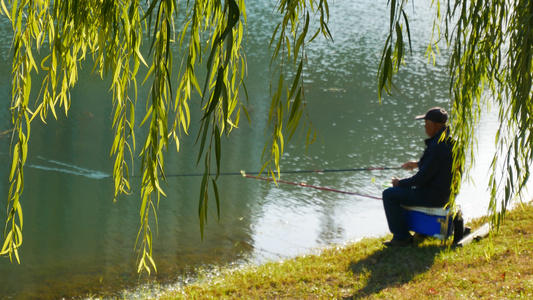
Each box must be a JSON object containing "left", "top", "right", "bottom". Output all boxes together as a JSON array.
[{"left": 160, "top": 202, "right": 533, "bottom": 299}]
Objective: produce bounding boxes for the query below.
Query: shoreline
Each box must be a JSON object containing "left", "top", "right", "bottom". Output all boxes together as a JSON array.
[{"left": 115, "top": 199, "right": 533, "bottom": 299}]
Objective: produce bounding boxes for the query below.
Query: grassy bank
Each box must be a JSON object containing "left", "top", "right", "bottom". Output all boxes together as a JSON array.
[{"left": 159, "top": 202, "right": 533, "bottom": 299}]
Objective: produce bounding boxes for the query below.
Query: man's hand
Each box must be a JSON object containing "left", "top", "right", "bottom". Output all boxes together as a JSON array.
[
  {"left": 392, "top": 177, "right": 400, "bottom": 187},
  {"left": 401, "top": 161, "right": 419, "bottom": 171}
]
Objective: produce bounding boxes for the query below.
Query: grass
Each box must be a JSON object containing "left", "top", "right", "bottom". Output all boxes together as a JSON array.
[{"left": 156, "top": 202, "right": 533, "bottom": 299}]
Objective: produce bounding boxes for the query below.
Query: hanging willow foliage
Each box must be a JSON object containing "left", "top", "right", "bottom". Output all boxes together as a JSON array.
[
  {"left": 380, "top": 0, "right": 533, "bottom": 226},
  {"left": 0, "top": 0, "right": 331, "bottom": 274}
]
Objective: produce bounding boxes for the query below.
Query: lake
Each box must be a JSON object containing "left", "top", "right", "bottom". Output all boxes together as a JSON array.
[{"left": 0, "top": 0, "right": 512, "bottom": 298}]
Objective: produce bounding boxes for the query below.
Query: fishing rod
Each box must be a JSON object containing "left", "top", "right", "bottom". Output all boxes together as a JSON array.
[
  {"left": 164, "top": 166, "right": 403, "bottom": 178},
  {"left": 28, "top": 158, "right": 401, "bottom": 194},
  {"left": 241, "top": 171, "right": 383, "bottom": 200}
]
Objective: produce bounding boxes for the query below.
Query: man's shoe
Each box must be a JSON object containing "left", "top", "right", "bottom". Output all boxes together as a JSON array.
[{"left": 383, "top": 236, "right": 414, "bottom": 247}]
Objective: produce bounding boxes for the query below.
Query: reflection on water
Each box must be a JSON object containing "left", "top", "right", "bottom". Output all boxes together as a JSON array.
[{"left": 0, "top": 0, "right": 508, "bottom": 298}]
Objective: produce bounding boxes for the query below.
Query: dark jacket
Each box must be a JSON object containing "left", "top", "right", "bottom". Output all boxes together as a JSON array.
[{"left": 398, "top": 126, "right": 454, "bottom": 206}]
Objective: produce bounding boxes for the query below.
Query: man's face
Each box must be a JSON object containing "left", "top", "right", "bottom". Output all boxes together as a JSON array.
[{"left": 424, "top": 119, "right": 439, "bottom": 137}]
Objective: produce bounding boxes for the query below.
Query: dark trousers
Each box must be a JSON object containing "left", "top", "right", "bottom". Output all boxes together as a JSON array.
[{"left": 382, "top": 187, "right": 445, "bottom": 240}]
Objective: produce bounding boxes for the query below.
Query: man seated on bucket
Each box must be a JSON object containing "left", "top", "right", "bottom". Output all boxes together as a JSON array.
[{"left": 382, "top": 107, "right": 455, "bottom": 247}]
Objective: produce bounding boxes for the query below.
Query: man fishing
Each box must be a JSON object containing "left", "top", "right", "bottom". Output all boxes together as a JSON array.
[{"left": 382, "top": 107, "right": 455, "bottom": 247}]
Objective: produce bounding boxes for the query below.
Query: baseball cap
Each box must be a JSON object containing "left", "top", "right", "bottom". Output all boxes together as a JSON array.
[{"left": 415, "top": 107, "right": 448, "bottom": 124}]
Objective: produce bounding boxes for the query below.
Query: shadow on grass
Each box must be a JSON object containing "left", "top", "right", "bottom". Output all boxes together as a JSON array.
[{"left": 345, "top": 240, "right": 446, "bottom": 299}]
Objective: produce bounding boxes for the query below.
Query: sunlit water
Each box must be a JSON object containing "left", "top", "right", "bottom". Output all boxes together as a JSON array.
[{"left": 0, "top": 0, "right": 525, "bottom": 298}]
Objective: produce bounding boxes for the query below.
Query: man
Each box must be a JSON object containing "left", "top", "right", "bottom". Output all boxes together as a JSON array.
[{"left": 382, "top": 107, "right": 455, "bottom": 247}]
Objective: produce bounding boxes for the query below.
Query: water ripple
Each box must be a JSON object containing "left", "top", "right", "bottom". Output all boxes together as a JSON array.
[{"left": 28, "top": 157, "right": 110, "bottom": 180}]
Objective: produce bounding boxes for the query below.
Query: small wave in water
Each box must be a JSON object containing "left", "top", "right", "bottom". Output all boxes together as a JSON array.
[{"left": 28, "top": 156, "right": 110, "bottom": 180}]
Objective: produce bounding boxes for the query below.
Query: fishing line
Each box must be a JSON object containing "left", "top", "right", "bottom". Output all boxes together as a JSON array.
[
  {"left": 25, "top": 162, "right": 400, "bottom": 181},
  {"left": 241, "top": 172, "right": 383, "bottom": 200},
  {"left": 27, "top": 157, "right": 398, "bottom": 200},
  {"left": 163, "top": 166, "right": 402, "bottom": 178}
]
